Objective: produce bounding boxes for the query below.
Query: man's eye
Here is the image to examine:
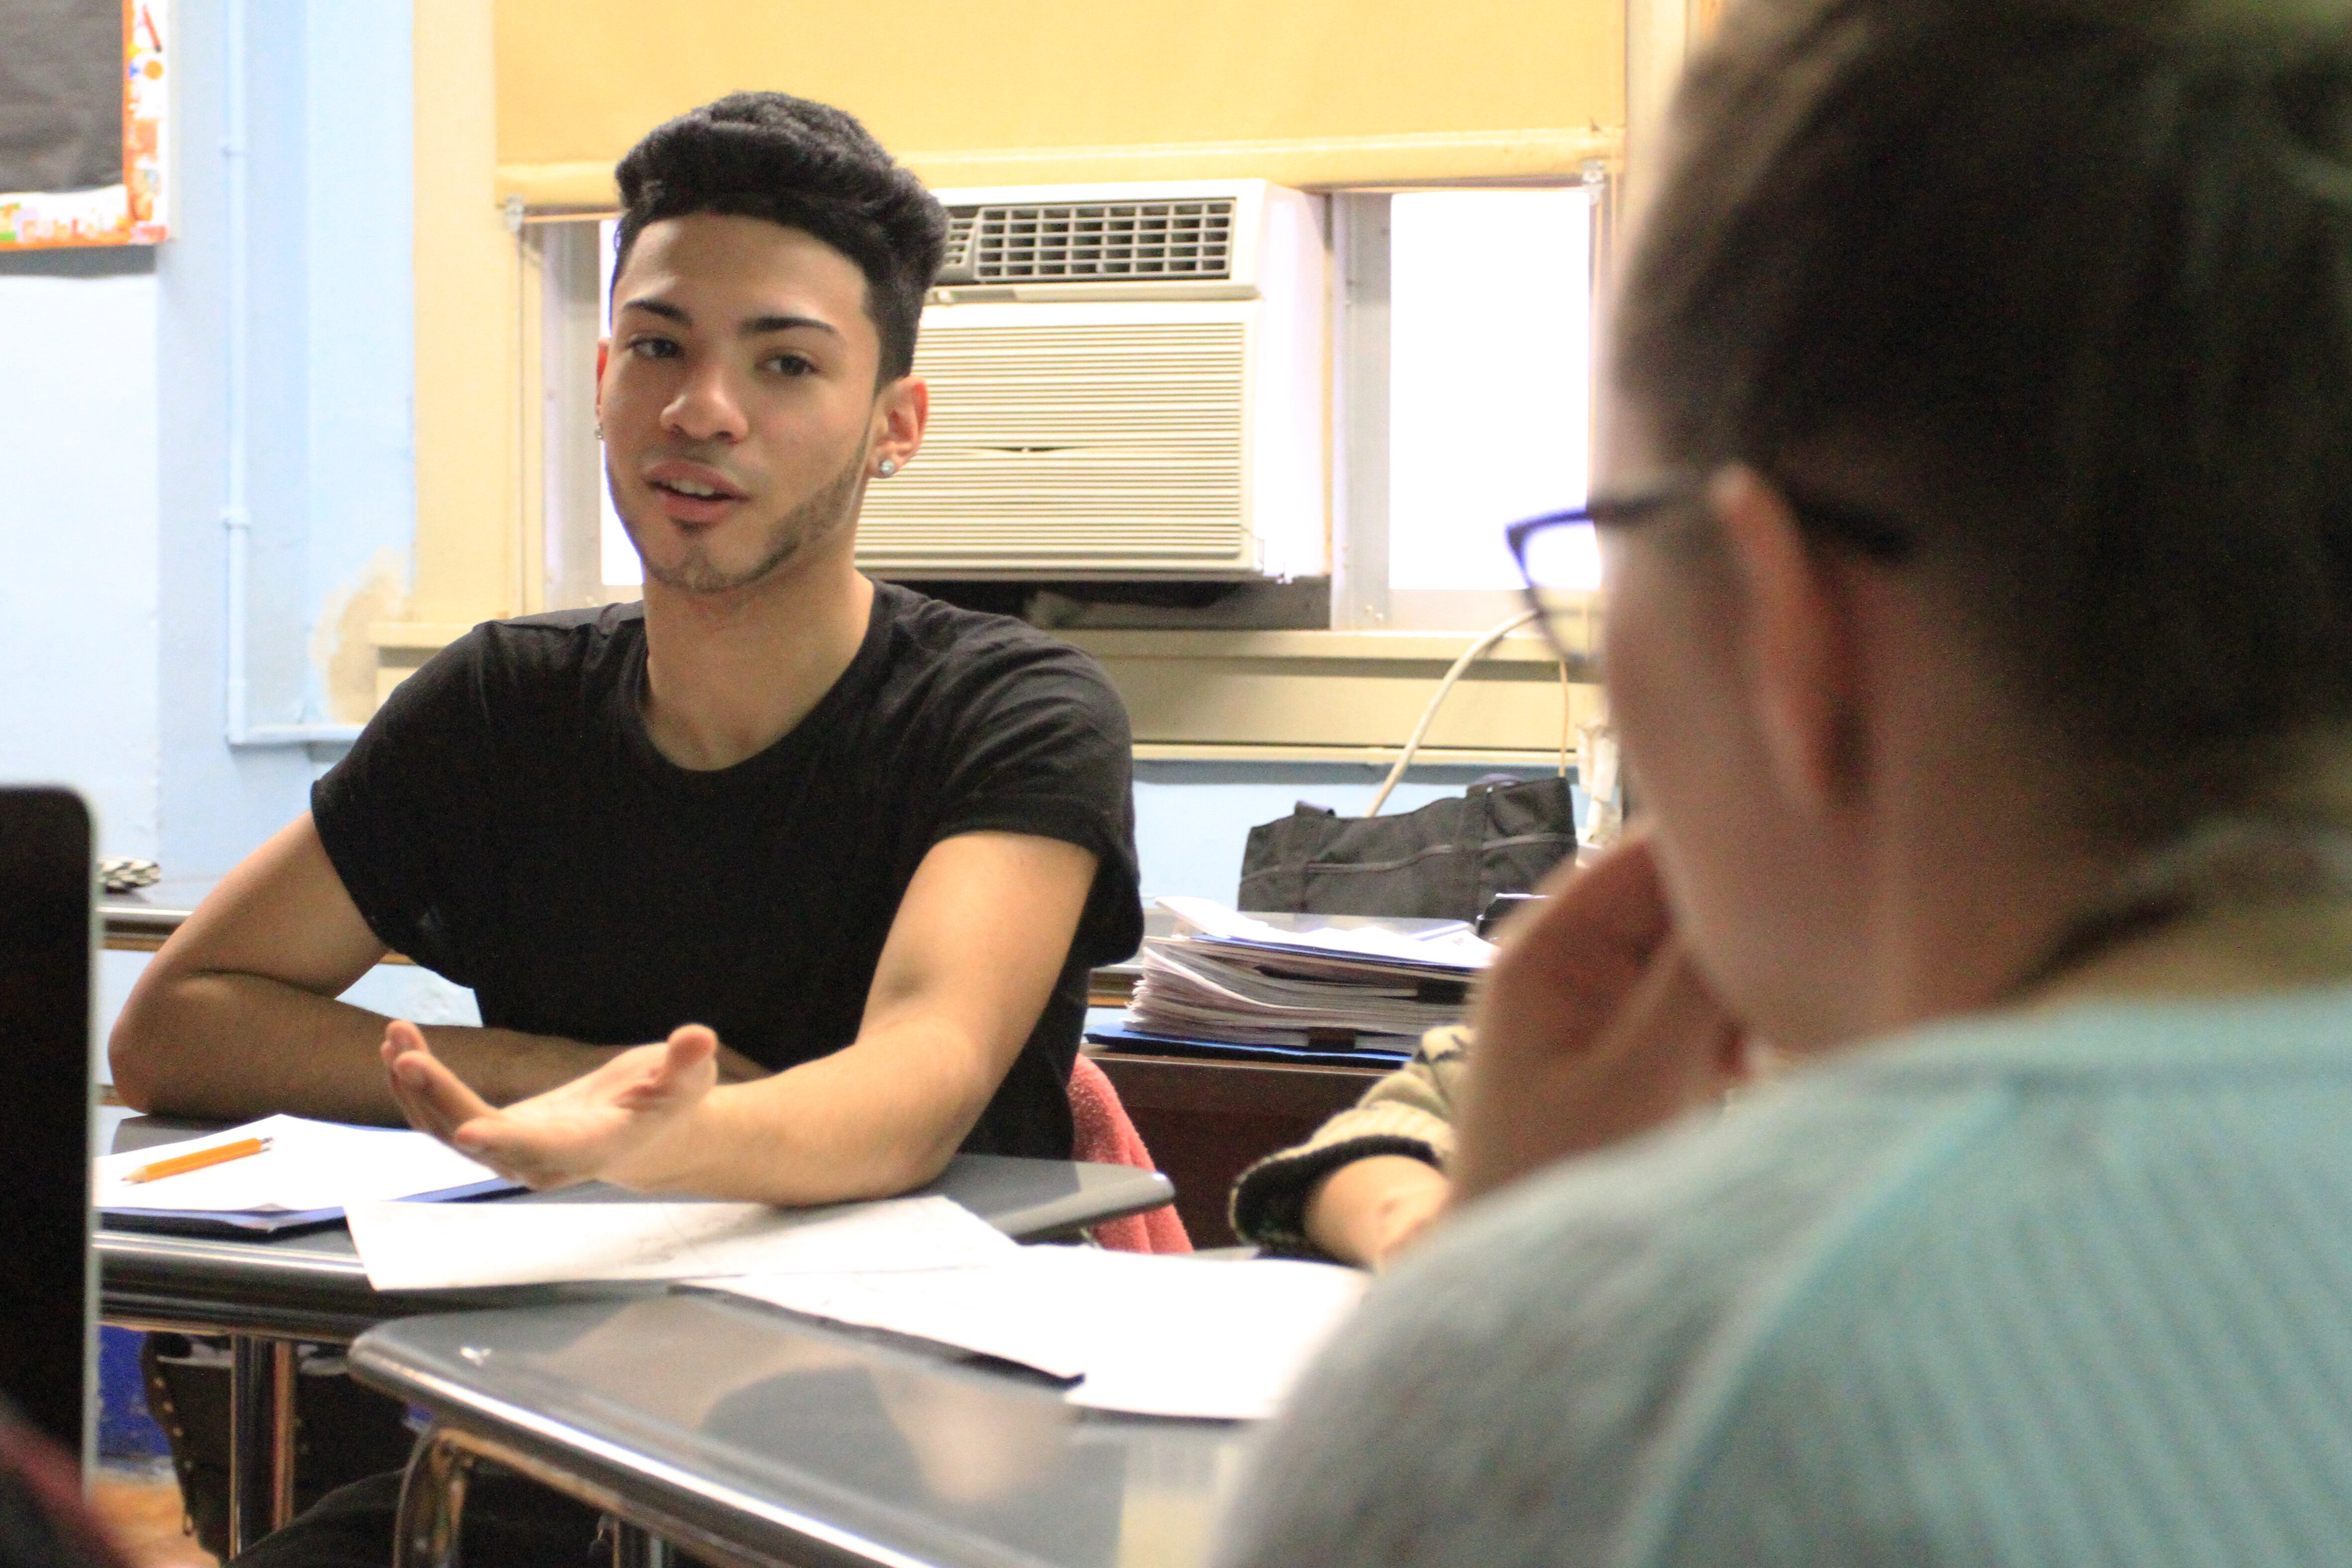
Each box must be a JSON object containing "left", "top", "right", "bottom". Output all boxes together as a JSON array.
[
  {"left": 766, "top": 354, "right": 815, "bottom": 377},
  {"left": 628, "top": 337, "right": 679, "bottom": 359}
]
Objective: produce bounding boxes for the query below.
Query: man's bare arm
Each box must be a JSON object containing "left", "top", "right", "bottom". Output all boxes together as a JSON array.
[
  {"left": 382, "top": 830, "right": 1100, "bottom": 1203},
  {"left": 108, "top": 814, "right": 759, "bottom": 1123}
]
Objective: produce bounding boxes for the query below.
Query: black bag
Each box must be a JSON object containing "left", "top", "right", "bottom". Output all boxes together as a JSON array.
[{"left": 1237, "top": 776, "right": 1575, "bottom": 921}]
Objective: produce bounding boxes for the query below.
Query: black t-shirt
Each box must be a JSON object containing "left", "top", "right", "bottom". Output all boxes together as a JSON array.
[{"left": 311, "top": 582, "right": 1142, "bottom": 1159}]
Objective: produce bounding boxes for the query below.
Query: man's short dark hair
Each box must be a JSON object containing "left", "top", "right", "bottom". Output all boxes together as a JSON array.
[
  {"left": 614, "top": 92, "right": 947, "bottom": 383},
  {"left": 1618, "top": 0, "right": 2352, "bottom": 833}
]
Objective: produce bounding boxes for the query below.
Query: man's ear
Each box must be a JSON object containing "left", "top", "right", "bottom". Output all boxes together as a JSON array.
[
  {"left": 1710, "top": 467, "right": 1865, "bottom": 818},
  {"left": 594, "top": 338, "right": 609, "bottom": 428},
  {"left": 869, "top": 376, "right": 929, "bottom": 476}
]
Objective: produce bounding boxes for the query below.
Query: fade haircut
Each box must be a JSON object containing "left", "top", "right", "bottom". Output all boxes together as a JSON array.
[
  {"left": 1618, "top": 0, "right": 2352, "bottom": 833},
  {"left": 613, "top": 92, "right": 948, "bottom": 383}
]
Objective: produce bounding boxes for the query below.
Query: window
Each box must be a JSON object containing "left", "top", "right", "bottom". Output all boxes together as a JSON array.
[
  {"left": 538, "top": 185, "right": 1607, "bottom": 630},
  {"left": 594, "top": 219, "right": 641, "bottom": 588},
  {"left": 1335, "top": 186, "right": 1602, "bottom": 630}
]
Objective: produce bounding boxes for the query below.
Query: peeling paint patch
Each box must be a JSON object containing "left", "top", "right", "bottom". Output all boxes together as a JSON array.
[{"left": 311, "top": 549, "right": 410, "bottom": 723}]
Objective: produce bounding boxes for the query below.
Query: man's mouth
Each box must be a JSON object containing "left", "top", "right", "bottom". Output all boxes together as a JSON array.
[
  {"left": 645, "top": 466, "right": 747, "bottom": 499},
  {"left": 642, "top": 462, "right": 750, "bottom": 524}
]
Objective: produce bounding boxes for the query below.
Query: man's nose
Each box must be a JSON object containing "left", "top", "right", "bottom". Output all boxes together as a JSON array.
[{"left": 663, "top": 363, "right": 748, "bottom": 444}]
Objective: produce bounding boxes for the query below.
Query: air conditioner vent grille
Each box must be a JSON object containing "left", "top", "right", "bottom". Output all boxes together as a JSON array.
[
  {"left": 857, "top": 320, "right": 1253, "bottom": 570},
  {"left": 961, "top": 200, "right": 1236, "bottom": 283},
  {"left": 943, "top": 207, "right": 978, "bottom": 273}
]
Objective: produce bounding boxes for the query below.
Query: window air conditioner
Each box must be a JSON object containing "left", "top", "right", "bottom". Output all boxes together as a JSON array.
[{"left": 854, "top": 181, "right": 1328, "bottom": 581}]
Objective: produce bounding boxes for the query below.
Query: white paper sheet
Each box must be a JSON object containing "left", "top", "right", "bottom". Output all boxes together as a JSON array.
[
  {"left": 1132, "top": 941, "right": 1458, "bottom": 1040},
  {"left": 345, "top": 1194, "right": 1016, "bottom": 1290},
  {"left": 94, "top": 1115, "right": 506, "bottom": 1214},
  {"left": 1156, "top": 896, "right": 1495, "bottom": 970},
  {"left": 709, "top": 1248, "right": 1367, "bottom": 1421}
]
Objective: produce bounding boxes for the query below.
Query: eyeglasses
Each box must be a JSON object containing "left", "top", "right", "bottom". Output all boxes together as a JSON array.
[{"left": 1504, "top": 472, "right": 1915, "bottom": 659}]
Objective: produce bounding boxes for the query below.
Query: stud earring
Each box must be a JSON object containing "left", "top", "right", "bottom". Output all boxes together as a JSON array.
[{"left": 877, "top": 458, "right": 897, "bottom": 477}]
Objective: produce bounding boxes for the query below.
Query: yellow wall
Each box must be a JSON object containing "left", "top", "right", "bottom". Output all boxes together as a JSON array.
[
  {"left": 411, "top": 0, "right": 523, "bottom": 628},
  {"left": 400, "top": 0, "right": 1630, "bottom": 657},
  {"left": 496, "top": 0, "right": 1624, "bottom": 206}
]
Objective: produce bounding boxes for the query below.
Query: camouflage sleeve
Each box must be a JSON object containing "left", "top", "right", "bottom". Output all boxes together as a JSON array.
[{"left": 1229, "top": 1026, "right": 1467, "bottom": 1256}]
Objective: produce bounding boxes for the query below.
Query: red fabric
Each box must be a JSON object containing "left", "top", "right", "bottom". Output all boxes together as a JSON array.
[{"left": 1066, "top": 1053, "right": 1191, "bottom": 1253}]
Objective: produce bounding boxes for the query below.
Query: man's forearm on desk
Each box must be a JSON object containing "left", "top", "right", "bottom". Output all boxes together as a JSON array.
[
  {"left": 559, "top": 1017, "right": 1007, "bottom": 1206},
  {"left": 110, "top": 970, "right": 629, "bottom": 1124}
]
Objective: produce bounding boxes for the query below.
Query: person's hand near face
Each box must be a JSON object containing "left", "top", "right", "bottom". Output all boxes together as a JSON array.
[{"left": 1453, "top": 833, "right": 1754, "bottom": 1204}]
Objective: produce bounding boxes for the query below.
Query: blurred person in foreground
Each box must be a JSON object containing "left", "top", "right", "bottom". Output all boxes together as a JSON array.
[{"left": 1216, "top": 0, "right": 2352, "bottom": 1562}]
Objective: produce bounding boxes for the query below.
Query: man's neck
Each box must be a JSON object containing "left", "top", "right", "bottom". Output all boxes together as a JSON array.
[{"left": 638, "top": 550, "right": 877, "bottom": 772}]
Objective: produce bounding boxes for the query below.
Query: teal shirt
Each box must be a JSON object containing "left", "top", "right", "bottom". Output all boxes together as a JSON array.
[{"left": 1214, "top": 989, "right": 2352, "bottom": 1568}]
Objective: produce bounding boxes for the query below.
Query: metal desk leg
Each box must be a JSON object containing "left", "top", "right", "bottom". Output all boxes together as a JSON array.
[
  {"left": 608, "top": 1520, "right": 674, "bottom": 1568},
  {"left": 270, "top": 1341, "right": 298, "bottom": 1528},
  {"left": 393, "top": 1427, "right": 476, "bottom": 1568},
  {"left": 227, "top": 1336, "right": 296, "bottom": 1555}
]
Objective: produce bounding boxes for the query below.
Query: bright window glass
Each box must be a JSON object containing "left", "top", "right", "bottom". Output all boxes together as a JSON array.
[
  {"left": 596, "top": 218, "right": 644, "bottom": 586},
  {"left": 1386, "top": 189, "right": 1597, "bottom": 593}
]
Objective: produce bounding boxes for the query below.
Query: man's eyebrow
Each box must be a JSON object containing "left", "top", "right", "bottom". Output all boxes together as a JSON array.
[
  {"left": 741, "top": 314, "right": 840, "bottom": 338},
  {"left": 612, "top": 300, "right": 840, "bottom": 339}
]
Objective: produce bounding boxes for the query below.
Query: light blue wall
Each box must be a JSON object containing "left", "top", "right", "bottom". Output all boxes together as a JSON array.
[
  {"left": 41, "top": 1, "right": 444, "bottom": 1072},
  {"left": 300, "top": 0, "right": 416, "bottom": 705},
  {"left": 0, "top": 251, "right": 161, "bottom": 859},
  {"left": 156, "top": 0, "right": 416, "bottom": 880}
]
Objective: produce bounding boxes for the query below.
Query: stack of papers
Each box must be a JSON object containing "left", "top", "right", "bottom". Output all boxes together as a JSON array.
[
  {"left": 343, "top": 1194, "right": 1014, "bottom": 1290},
  {"left": 1124, "top": 897, "right": 1493, "bottom": 1050},
  {"left": 710, "top": 1247, "right": 1367, "bottom": 1421},
  {"left": 95, "top": 1115, "right": 519, "bottom": 1233}
]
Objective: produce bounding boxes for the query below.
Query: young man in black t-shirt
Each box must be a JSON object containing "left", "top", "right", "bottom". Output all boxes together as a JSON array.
[{"left": 112, "top": 93, "right": 1142, "bottom": 1208}]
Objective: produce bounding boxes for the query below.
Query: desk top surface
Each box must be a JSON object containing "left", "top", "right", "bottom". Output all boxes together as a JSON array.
[
  {"left": 354, "top": 1293, "right": 1248, "bottom": 1568},
  {"left": 99, "top": 879, "right": 216, "bottom": 937},
  {"left": 99, "top": 1117, "right": 1173, "bottom": 1342}
]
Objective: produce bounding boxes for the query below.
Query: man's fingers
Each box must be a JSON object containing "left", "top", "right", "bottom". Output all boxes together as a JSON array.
[
  {"left": 605, "top": 1025, "right": 720, "bottom": 1111},
  {"left": 666, "top": 1024, "right": 719, "bottom": 1071},
  {"left": 381, "top": 1019, "right": 472, "bottom": 1138},
  {"left": 382, "top": 1018, "right": 430, "bottom": 1061},
  {"left": 445, "top": 1119, "right": 583, "bottom": 1191},
  {"left": 384, "top": 1064, "right": 455, "bottom": 1140},
  {"left": 388, "top": 1046, "right": 501, "bottom": 1138},
  {"left": 382, "top": 1022, "right": 460, "bottom": 1138}
]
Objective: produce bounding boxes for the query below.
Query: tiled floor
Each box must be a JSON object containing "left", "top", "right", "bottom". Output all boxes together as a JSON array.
[{"left": 90, "top": 1460, "right": 215, "bottom": 1568}]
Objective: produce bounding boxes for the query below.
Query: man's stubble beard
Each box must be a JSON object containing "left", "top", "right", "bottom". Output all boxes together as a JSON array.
[{"left": 624, "top": 443, "right": 867, "bottom": 596}]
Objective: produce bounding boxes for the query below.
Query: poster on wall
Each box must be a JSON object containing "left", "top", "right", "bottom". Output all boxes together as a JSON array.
[{"left": 0, "top": 0, "right": 169, "bottom": 249}]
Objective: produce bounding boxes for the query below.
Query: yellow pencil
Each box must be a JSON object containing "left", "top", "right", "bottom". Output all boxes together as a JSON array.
[{"left": 122, "top": 1136, "right": 274, "bottom": 1185}]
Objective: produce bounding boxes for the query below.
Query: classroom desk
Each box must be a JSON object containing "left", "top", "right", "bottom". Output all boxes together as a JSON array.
[
  {"left": 351, "top": 1294, "right": 1252, "bottom": 1568},
  {"left": 99, "top": 1117, "right": 1174, "bottom": 1557},
  {"left": 102, "top": 880, "right": 251, "bottom": 955}
]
